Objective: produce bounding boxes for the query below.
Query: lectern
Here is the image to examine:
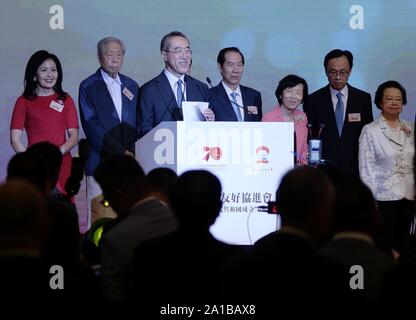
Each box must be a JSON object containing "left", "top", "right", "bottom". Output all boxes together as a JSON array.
[{"left": 136, "top": 121, "right": 294, "bottom": 245}]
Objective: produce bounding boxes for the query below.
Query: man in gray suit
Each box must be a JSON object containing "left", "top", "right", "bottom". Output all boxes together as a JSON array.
[{"left": 94, "top": 155, "right": 177, "bottom": 299}]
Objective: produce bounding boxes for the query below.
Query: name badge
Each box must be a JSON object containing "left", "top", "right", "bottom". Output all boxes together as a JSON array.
[
  {"left": 122, "top": 87, "right": 134, "bottom": 101},
  {"left": 348, "top": 113, "right": 361, "bottom": 122},
  {"left": 49, "top": 100, "right": 64, "bottom": 112},
  {"left": 247, "top": 106, "right": 258, "bottom": 115},
  {"left": 294, "top": 113, "right": 305, "bottom": 122}
]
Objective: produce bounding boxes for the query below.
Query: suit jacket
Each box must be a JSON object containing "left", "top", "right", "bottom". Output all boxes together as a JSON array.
[
  {"left": 224, "top": 230, "right": 351, "bottom": 303},
  {"left": 100, "top": 198, "right": 177, "bottom": 299},
  {"left": 319, "top": 236, "right": 395, "bottom": 300},
  {"left": 132, "top": 227, "right": 243, "bottom": 302},
  {"left": 209, "top": 82, "right": 262, "bottom": 122},
  {"left": 79, "top": 69, "right": 139, "bottom": 175},
  {"left": 303, "top": 84, "right": 373, "bottom": 177},
  {"left": 262, "top": 105, "right": 308, "bottom": 165},
  {"left": 137, "top": 71, "right": 210, "bottom": 137}
]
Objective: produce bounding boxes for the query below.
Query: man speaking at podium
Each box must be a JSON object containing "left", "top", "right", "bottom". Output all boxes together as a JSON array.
[
  {"left": 137, "top": 31, "right": 214, "bottom": 138},
  {"left": 208, "top": 47, "right": 262, "bottom": 122}
]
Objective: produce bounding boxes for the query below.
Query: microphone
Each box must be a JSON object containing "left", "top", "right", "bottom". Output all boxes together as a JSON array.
[
  {"left": 64, "top": 138, "right": 89, "bottom": 198},
  {"left": 307, "top": 123, "right": 313, "bottom": 139},
  {"left": 317, "top": 123, "right": 325, "bottom": 139},
  {"left": 229, "top": 99, "right": 255, "bottom": 115},
  {"left": 307, "top": 124, "right": 325, "bottom": 165},
  {"left": 78, "top": 138, "right": 90, "bottom": 161},
  {"left": 206, "top": 77, "right": 213, "bottom": 89},
  {"left": 256, "top": 201, "right": 278, "bottom": 214},
  {"left": 154, "top": 84, "right": 183, "bottom": 126}
]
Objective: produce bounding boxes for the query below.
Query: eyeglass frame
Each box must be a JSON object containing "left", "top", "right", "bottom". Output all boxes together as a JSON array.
[
  {"left": 163, "top": 48, "right": 192, "bottom": 56},
  {"left": 326, "top": 69, "right": 351, "bottom": 78}
]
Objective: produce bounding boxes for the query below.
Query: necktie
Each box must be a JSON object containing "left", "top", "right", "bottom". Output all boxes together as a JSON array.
[
  {"left": 177, "top": 79, "right": 183, "bottom": 108},
  {"left": 230, "top": 92, "right": 242, "bottom": 121},
  {"left": 335, "top": 92, "right": 344, "bottom": 136}
]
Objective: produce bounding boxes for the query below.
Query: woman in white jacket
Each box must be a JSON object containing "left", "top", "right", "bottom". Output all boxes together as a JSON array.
[{"left": 359, "top": 80, "right": 414, "bottom": 255}]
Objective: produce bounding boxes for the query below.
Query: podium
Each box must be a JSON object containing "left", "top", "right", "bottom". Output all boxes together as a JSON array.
[{"left": 136, "top": 121, "right": 294, "bottom": 245}]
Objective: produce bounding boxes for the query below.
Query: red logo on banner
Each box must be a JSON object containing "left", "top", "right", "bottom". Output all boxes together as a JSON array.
[
  {"left": 256, "top": 146, "right": 269, "bottom": 164},
  {"left": 203, "top": 146, "right": 222, "bottom": 161}
]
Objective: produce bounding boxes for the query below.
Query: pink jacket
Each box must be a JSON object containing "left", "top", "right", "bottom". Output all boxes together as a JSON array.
[{"left": 262, "top": 105, "right": 309, "bottom": 165}]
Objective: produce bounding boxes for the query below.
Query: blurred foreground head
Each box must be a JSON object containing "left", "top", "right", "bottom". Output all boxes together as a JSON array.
[
  {"left": 170, "top": 170, "right": 222, "bottom": 229},
  {"left": 0, "top": 180, "right": 48, "bottom": 252},
  {"left": 277, "top": 166, "right": 335, "bottom": 243},
  {"left": 93, "top": 155, "right": 149, "bottom": 217}
]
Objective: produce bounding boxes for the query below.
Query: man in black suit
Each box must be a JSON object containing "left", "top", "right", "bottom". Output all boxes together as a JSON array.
[
  {"left": 319, "top": 179, "right": 395, "bottom": 300},
  {"left": 209, "top": 47, "right": 262, "bottom": 121},
  {"left": 132, "top": 170, "right": 242, "bottom": 303},
  {"left": 303, "top": 49, "right": 373, "bottom": 177},
  {"left": 138, "top": 31, "right": 214, "bottom": 137},
  {"left": 223, "top": 167, "right": 353, "bottom": 305}
]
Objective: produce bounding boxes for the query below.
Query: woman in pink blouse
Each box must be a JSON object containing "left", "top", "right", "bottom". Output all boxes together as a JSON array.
[
  {"left": 10, "top": 50, "right": 79, "bottom": 195},
  {"left": 262, "top": 75, "right": 309, "bottom": 165}
]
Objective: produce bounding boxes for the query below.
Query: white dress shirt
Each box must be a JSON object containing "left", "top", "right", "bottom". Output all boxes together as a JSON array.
[
  {"left": 164, "top": 69, "right": 186, "bottom": 103},
  {"left": 330, "top": 85, "right": 349, "bottom": 121},
  {"left": 359, "top": 115, "right": 414, "bottom": 201},
  {"left": 222, "top": 81, "right": 244, "bottom": 121},
  {"left": 101, "top": 69, "right": 123, "bottom": 121}
]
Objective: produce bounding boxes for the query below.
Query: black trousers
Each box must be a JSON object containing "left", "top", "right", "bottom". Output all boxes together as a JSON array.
[{"left": 377, "top": 199, "right": 415, "bottom": 254}]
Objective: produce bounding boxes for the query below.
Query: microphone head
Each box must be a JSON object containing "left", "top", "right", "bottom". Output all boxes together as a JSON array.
[{"left": 206, "top": 77, "right": 213, "bottom": 88}]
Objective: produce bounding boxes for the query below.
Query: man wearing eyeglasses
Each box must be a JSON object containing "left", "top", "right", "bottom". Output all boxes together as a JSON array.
[
  {"left": 138, "top": 31, "right": 214, "bottom": 137},
  {"left": 208, "top": 47, "right": 262, "bottom": 122},
  {"left": 303, "top": 49, "right": 373, "bottom": 177}
]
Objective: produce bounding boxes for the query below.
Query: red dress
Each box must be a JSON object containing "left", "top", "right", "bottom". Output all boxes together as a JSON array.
[{"left": 10, "top": 94, "right": 79, "bottom": 194}]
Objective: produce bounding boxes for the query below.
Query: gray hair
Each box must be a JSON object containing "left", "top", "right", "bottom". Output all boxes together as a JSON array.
[
  {"left": 160, "top": 31, "right": 189, "bottom": 52},
  {"left": 97, "top": 37, "right": 126, "bottom": 58}
]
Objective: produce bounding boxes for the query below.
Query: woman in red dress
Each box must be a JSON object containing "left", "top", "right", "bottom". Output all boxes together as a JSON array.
[{"left": 10, "top": 50, "right": 79, "bottom": 195}]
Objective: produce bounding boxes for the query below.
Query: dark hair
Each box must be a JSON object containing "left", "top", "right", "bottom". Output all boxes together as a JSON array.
[
  {"left": 333, "top": 179, "right": 378, "bottom": 234},
  {"left": 374, "top": 80, "right": 407, "bottom": 110},
  {"left": 93, "top": 154, "right": 149, "bottom": 204},
  {"left": 27, "top": 142, "right": 62, "bottom": 189},
  {"left": 23, "top": 50, "right": 67, "bottom": 101},
  {"left": 0, "top": 180, "right": 47, "bottom": 245},
  {"left": 275, "top": 74, "right": 308, "bottom": 105},
  {"left": 323, "top": 49, "right": 353, "bottom": 70},
  {"left": 7, "top": 152, "right": 49, "bottom": 194},
  {"left": 160, "top": 31, "right": 189, "bottom": 52},
  {"left": 217, "top": 47, "right": 245, "bottom": 67},
  {"left": 147, "top": 167, "right": 177, "bottom": 197},
  {"left": 277, "top": 166, "right": 332, "bottom": 226},
  {"left": 170, "top": 170, "right": 222, "bottom": 228}
]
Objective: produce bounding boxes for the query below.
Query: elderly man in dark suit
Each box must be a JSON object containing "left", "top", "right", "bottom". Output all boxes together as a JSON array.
[
  {"left": 79, "top": 36, "right": 139, "bottom": 228},
  {"left": 138, "top": 31, "right": 214, "bottom": 137},
  {"left": 209, "top": 47, "right": 262, "bottom": 122},
  {"left": 303, "top": 49, "right": 373, "bottom": 177}
]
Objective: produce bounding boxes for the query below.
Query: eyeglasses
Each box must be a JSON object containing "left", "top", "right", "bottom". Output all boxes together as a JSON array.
[
  {"left": 163, "top": 48, "right": 192, "bottom": 56},
  {"left": 384, "top": 97, "right": 403, "bottom": 103},
  {"left": 327, "top": 70, "right": 350, "bottom": 78}
]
